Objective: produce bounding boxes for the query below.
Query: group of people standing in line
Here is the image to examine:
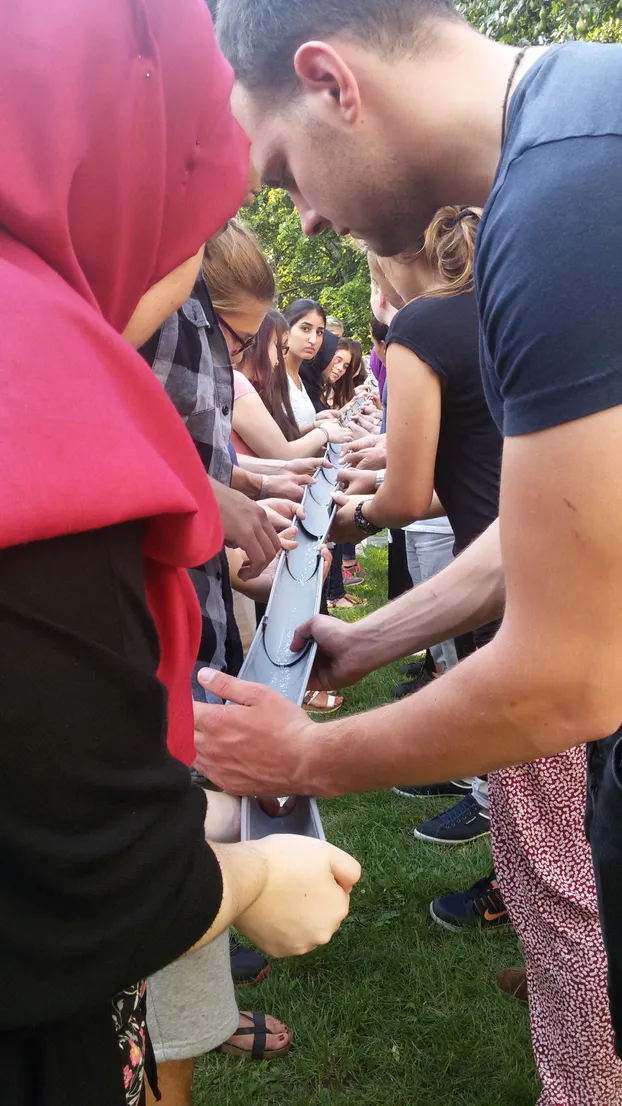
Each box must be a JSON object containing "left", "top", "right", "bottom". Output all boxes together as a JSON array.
[{"left": 5, "top": 1, "right": 622, "bottom": 1106}]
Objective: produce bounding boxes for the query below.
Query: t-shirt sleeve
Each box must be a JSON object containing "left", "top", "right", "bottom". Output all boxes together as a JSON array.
[
  {"left": 0, "top": 524, "right": 223, "bottom": 1026},
  {"left": 233, "top": 369, "right": 257, "bottom": 400},
  {"left": 386, "top": 303, "right": 446, "bottom": 378},
  {"left": 477, "top": 134, "right": 622, "bottom": 436}
]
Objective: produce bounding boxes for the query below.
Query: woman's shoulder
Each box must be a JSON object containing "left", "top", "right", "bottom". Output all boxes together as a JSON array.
[
  {"left": 233, "top": 370, "right": 257, "bottom": 399},
  {"left": 390, "top": 290, "right": 476, "bottom": 336}
]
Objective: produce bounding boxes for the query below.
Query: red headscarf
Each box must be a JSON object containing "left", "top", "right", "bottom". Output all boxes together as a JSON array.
[{"left": 0, "top": 0, "right": 249, "bottom": 763}]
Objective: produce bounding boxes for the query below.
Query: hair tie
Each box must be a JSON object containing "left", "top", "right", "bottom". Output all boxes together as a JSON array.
[{"left": 453, "top": 207, "right": 476, "bottom": 225}]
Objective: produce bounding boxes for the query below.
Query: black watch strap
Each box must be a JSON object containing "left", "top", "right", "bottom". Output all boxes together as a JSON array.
[{"left": 354, "top": 500, "right": 382, "bottom": 537}]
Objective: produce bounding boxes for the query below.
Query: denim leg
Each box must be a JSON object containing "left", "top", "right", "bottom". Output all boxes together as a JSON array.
[{"left": 405, "top": 530, "right": 458, "bottom": 672}]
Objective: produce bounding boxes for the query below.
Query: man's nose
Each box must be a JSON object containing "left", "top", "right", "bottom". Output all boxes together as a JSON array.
[{"left": 298, "top": 206, "right": 330, "bottom": 237}]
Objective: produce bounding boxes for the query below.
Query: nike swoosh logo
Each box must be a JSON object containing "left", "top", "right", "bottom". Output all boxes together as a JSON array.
[{"left": 484, "top": 909, "right": 507, "bottom": 922}]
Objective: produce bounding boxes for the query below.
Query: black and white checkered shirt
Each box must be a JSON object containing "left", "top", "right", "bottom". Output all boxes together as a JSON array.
[
  {"left": 141, "top": 273, "right": 234, "bottom": 486},
  {"left": 140, "top": 275, "right": 242, "bottom": 679}
]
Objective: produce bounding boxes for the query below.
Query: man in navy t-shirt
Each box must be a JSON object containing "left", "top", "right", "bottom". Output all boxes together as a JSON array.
[{"left": 203, "top": 0, "right": 622, "bottom": 1090}]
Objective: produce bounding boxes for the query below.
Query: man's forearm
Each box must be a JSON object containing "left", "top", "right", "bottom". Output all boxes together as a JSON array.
[
  {"left": 351, "top": 520, "right": 505, "bottom": 674},
  {"left": 308, "top": 625, "right": 600, "bottom": 798}
]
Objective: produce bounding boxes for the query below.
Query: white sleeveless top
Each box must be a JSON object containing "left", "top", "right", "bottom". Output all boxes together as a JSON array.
[{"left": 286, "top": 372, "right": 316, "bottom": 430}]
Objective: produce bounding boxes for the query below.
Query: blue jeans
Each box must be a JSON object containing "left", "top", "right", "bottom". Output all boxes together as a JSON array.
[{"left": 405, "top": 529, "right": 458, "bottom": 674}]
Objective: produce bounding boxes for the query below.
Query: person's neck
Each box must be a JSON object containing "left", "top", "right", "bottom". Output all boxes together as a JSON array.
[
  {"left": 285, "top": 351, "right": 302, "bottom": 381},
  {"left": 377, "top": 27, "right": 550, "bottom": 211}
]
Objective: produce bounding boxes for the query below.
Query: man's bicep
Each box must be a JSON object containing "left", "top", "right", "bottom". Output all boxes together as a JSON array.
[{"left": 499, "top": 409, "right": 622, "bottom": 728}]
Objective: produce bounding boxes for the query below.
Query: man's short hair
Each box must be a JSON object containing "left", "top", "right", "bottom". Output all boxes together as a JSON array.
[
  {"left": 215, "top": 0, "right": 460, "bottom": 98},
  {"left": 371, "top": 318, "right": 389, "bottom": 344},
  {"left": 326, "top": 316, "right": 344, "bottom": 330}
]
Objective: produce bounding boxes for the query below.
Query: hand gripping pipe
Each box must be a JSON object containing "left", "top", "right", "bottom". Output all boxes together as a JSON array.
[{"left": 237, "top": 404, "right": 365, "bottom": 841}]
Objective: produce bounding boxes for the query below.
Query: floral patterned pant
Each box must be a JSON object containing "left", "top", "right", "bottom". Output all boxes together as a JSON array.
[
  {"left": 491, "top": 748, "right": 622, "bottom": 1105},
  {"left": 112, "top": 981, "right": 156, "bottom": 1106}
]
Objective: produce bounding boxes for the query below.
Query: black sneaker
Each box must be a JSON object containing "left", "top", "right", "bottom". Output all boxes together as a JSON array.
[
  {"left": 429, "top": 872, "right": 510, "bottom": 933},
  {"left": 229, "top": 935, "right": 271, "bottom": 987},
  {"left": 393, "top": 676, "right": 430, "bottom": 700},
  {"left": 393, "top": 780, "right": 473, "bottom": 799},
  {"left": 413, "top": 793, "right": 490, "bottom": 844}
]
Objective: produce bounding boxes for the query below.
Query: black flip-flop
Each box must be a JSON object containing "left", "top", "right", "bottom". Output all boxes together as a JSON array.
[{"left": 216, "top": 1012, "right": 292, "bottom": 1061}]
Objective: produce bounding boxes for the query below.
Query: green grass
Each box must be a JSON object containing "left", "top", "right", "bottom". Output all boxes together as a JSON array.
[{"left": 192, "top": 548, "right": 539, "bottom": 1106}]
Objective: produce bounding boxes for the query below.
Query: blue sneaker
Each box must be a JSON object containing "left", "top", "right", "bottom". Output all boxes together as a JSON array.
[
  {"left": 229, "top": 936, "right": 271, "bottom": 987},
  {"left": 430, "top": 872, "right": 510, "bottom": 933},
  {"left": 414, "top": 793, "right": 490, "bottom": 844}
]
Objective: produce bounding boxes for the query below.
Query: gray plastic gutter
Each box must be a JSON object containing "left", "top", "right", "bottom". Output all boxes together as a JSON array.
[{"left": 238, "top": 437, "right": 348, "bottom": 841}]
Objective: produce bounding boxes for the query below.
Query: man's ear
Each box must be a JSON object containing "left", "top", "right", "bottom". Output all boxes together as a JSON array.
[{"left": 293, "top": 41, "right": 361, "bottom": 125}]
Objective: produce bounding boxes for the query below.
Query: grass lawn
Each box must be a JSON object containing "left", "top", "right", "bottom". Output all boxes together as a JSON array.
[{"left": 193, "top": 546, "right": 539, "bottom": 1106}]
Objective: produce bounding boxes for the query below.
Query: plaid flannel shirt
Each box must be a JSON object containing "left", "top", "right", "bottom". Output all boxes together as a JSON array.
[{"left": 140, "top": 275, "right": 242, "bottom": 677}]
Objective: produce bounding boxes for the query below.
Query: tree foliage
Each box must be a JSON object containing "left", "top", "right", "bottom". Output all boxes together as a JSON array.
[
  {"left": 458, "top": 0, "right": 622, "bottom": 42},
  {"left": 241, "top": 189, "right": 371, "bottom": 341},
  {"left": 242, "top": 1, "right": 621, "bottom": 342}
]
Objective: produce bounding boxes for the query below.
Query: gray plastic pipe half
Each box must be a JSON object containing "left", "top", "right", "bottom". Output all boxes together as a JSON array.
[{"left": 237, "top": 425, "right": 360, "bottom": 841}]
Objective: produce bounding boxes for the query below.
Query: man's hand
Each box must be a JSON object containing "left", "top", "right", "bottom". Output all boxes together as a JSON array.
[
  {"left": 348, "top": 421, "right": 377, "bottom": 441},
  {"left": 342, "top": 433, "right": 383, "bottom": 454},
  {"left": 351, "top": 414, "right": 380, "bottom": 433},
  {"left": 342, "top": 443, "right": 387, "bottom": 470},
  {"left": 328, "top": 491, "right": 366, "bottom": 544},
  {"left": 264, "top": 472, "right": 314, "bottom": 503},
  {"left": 337, "top": 469, "right": 378, "bottom": 497},
  {"left": 193, "top": 671, "right": 319, "bottom": 796},
  {"left": 210, "top": 479, "right": 281, "bottom": 580},
  {"left": 284, "top": 457, "right": 332, "bottom": 476},
  {"left": 290, "top": 614, "right": 372, "bottom": 690}
]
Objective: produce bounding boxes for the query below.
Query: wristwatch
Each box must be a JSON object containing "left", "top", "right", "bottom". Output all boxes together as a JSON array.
[{"left": 354, "top": 500, "right": 382, "bottom": 537}]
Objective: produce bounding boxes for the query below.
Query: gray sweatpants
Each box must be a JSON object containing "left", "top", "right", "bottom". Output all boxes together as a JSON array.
[{"left": 147, "top": 931, "right": 238, "bottom": 1063}]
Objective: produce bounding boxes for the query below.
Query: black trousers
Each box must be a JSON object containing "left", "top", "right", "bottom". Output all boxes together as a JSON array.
[
  {"left": 388, "top": 529, "right": 413, "bottom": 601},
  {"left": 586, "top": 728, "right": 622, "bottom": 1056}
]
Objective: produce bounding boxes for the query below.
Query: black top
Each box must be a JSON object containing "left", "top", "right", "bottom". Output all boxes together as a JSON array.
[
  {"left": 0, "top": 522, "right": 222, "bottom": 1102},
  {"left": 300, "top": 330, "right": 339, "bottom": 413},
  {"left": 387, "top": 291, "right": 502, "bottom": 552}
]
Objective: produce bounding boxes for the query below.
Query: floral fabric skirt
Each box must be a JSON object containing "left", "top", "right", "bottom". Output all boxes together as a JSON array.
[{"left": 112, "top": 981, "right": 155, "bottom": 1106}]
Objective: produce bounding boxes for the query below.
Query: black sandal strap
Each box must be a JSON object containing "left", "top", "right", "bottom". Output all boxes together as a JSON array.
[{"left": 235, "top": 1012, "right": 268, "bottom": 1061}]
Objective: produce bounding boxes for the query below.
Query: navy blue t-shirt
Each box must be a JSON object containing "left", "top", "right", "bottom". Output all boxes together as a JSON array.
[
  {"left": 476, "top": 43, "right": 622, "bottom": 437},
  {"left": 475, "top": 41, "right": 622, "bottom": 1052}
]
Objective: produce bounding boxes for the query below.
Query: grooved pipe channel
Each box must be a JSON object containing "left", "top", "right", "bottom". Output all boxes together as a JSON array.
[{"left": 236, "top": 423, "right": 358, "bottom": 841}]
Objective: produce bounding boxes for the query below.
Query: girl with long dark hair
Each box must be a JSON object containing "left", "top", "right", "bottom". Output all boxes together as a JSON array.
[
  {"left": 234, "top": 310, "right": 351, "bottom": 457},
  {"left": 320, "top": 339, "right": 362, "bottom": 411}
]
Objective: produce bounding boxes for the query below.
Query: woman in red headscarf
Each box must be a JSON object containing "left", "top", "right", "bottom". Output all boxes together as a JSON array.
[{"left": 0, "top": 3, "right": 360, "bottom": 1104}]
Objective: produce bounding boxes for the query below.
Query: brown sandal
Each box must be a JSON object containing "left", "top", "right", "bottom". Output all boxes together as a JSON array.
[
  {"left": 303, "top": 690, "right": 343, "bottom": 714},
  {"left": 327, "top": 594, "right": 367, "bottom": 610}
]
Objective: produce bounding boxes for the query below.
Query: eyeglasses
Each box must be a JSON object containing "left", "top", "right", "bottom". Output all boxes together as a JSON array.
[{"left": 217, "top": 315, "right": 257, "bottom": 357}]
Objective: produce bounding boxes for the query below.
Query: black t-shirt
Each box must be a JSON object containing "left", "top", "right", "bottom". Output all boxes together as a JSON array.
[
  {"left": 387, "top": 291, "right": 502, "bottom": 553},
  {"left": 300, "top": 330, "right": 339, "bottom": 413},
  {"left": 0, "top": 522, "right": 223, "bottom": 1098}
]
